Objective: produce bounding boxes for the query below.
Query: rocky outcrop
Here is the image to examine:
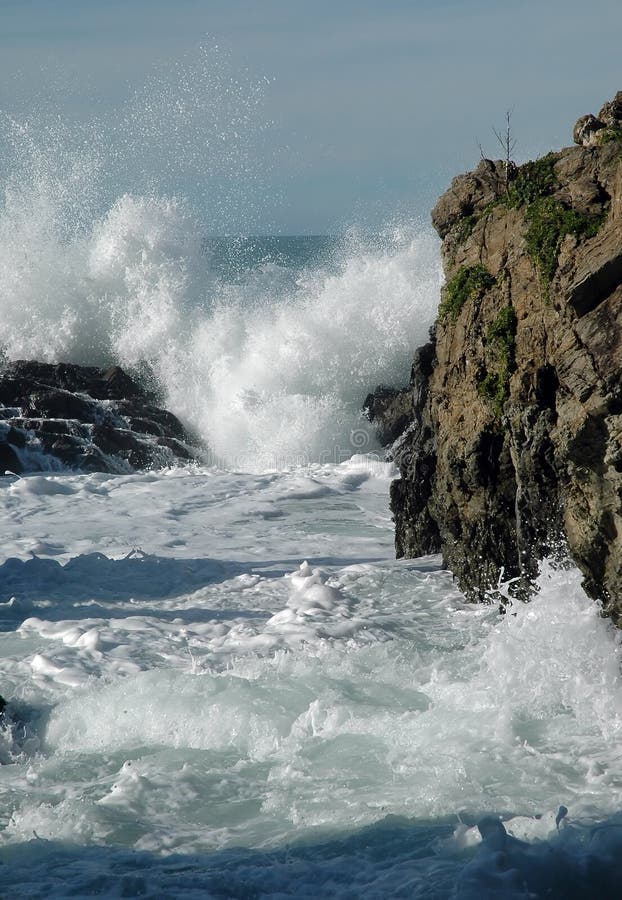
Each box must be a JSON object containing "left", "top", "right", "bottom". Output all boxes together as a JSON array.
[
  {"left": 0, "top": 361, "right": 202, "bottom": 474},
  {"left": 391, "top": 93, "right": 622, "bottom": 621},
  {"left": 363, "top": 385, "right": 413, "bottom": 446}
]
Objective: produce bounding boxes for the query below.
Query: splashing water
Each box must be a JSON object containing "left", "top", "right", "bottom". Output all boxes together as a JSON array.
[{"left": 0, "top": 49, "right": 441, "bottom": 470}]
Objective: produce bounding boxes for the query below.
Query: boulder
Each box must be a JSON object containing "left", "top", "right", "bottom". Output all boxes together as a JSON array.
[{"left": 573, "top": 114, "right": 605, "bottom": 147}]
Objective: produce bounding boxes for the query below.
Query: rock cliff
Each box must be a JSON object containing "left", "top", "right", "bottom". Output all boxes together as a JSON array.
[{"left": 390, "top": 93, "right": 622, "bottom": 621}]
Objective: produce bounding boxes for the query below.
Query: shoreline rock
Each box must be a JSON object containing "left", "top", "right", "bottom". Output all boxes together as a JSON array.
[
  {"left": 0, "top": 361, "right": 203, "bottom": 474},
  {"left": 390, "top": 92, "right": 622, "bottom": 621}
]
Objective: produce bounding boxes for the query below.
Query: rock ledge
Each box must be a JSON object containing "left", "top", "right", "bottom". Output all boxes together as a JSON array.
[{"left": 0, "top": 361, "right": 202, "bottom": 474}]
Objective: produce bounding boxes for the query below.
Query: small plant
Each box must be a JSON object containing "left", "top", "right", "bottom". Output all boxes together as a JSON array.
[
  {"left": 599, "top": 125, "right": 622, "bottom": 144},
  {"left": 506, "top": 153, "right": 558, "bottom": 208},
  {"left": 524, "top": 197, "right": 605, "bottom": 287},
  {"left": 478, "top": 305, "right": 517, "bottom": 418},
  {"left": 454, "top": 214, "right": 477, "bottom": 245},
  {"left": 478, "top": 371, "right": 507, "bottom": 416},
  {"left": 487, "top": 305, "right": 517, "bottom": 355},
  {"left": 440, "top": 264, "right": 496, "bottom": 322}
]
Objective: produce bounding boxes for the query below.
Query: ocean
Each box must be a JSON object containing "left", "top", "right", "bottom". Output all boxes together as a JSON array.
[{"left": 1, "top": 55, "right": 622, "bottom": 900}]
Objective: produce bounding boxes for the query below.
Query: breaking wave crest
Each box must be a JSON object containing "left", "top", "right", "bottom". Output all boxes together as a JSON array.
[{"left": 0, "top": 52, "right": 440, "bottom": 470}]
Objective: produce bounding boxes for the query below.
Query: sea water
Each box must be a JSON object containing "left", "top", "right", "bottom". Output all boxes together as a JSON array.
[{"left": 1, "top": 50, "right": 622, "bottom": 899}]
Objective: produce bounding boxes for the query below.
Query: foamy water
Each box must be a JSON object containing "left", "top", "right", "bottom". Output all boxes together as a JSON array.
[
  {"left": 0, "top": 175, "right": 440, "bottom": 468},
  {"left": 1, "top": 461, "right": 622, "bottom": 897}
]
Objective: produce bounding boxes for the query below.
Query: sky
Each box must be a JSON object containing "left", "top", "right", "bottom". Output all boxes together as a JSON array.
[{"left": 0, "top": 0, "right": 620, "bottom": 233}]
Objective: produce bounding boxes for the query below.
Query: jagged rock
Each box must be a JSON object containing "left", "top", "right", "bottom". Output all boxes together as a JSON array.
[
  {"left": 391, "top": 92, "right": 622, "bottom": 621},
  {"left": 573, "top": 93, "right": 622, "bottom": 147},
  {"left": 0, "top": 361, "right": 202, "bottom": 474},
  {"left": 573, "top": 114, "right": 605, "bottom": 147},
  {"left": 0, "top": 441, "right": 21, "bottom": 474},
  {"left": 598, "top": 91, "right": 622, "bottom": 128},
  {"left": 391, "top": 336, "right": 440, "bottom": 556},
  {"left": 431, "top": 158, "right": 507, "bottom": 239},
  {"left": 363, "top": 385, "right": 413, "bottom": 446}
]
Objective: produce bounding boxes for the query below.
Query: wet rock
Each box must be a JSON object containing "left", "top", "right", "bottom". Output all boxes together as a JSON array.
[
  {"left": 0, "top": 361, "right": 202, "bottom": 474},
  {"left": 0, "top": 434, "right": 22, "bottom": 474},
  {"left": 363, "top": 385, "right": 413, "bottom": 446}
]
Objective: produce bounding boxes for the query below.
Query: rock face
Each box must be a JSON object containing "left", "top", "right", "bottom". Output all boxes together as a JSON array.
[
  {"left": 0, "top": 361, "right": 202, "bottom": 474},
  {"left": 391, "top": 93, "right": 622, "bottom": 622},
  {"left": 363, "top": 385, "right": 413, "bottom": 447}
]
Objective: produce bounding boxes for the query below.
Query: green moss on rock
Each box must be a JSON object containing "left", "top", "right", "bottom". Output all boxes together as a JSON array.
[
  {"left": 599, "top": 125, "right": 622, "bottom": 144},
  {"left": 454, "top": 214, "right": 477, "bottom": 245},
  {"left": 506, "top": 153, "right": 558, "bottom": 208},
  {"left": 525, "top": 197, "right": 605, "bottom": 287},
  {"left": 440, "top": 264, "right": 496, "bottom": 322},
  {"left": 487, "top": 305, "right": 517, "bottom": 354},
  {"left": 478, "top": 305, "right": 517, "bottom": 418}
]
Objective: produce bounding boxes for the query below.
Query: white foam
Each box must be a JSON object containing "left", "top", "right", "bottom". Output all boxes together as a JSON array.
[
  {"left": 1, "top": 464, "right": 622, "bottom": 895},
  {"left": 0, "top": 101, "right": 440, "bottom": 471}
]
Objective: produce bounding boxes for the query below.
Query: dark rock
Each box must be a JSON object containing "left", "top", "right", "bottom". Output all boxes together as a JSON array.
[
  {"left": 363, "top": 385, "right": 413, "bottom": 446},
  {"left": 25, "top": 388, "right": 96, "bottom": 422},
  {"left": 156, "top": 436, "right": 196, "bottom": 461},
  {"left": 0, "top": 361, "right": 202, "bottom": 474},
  {"left": 100, "top": 365, "right": 150, "bottom": 400},
  {"left": 124, "top": 417, "right": 165, "bottom": 437},
  {"left": 0, "top": 441, "right": 22, "bottom": 474},
  {"left": 391, "top": 335, "right": 441, "bottom": 558},
  {"left": 5, "top": 426, "right": 26, "bottom": 448}
]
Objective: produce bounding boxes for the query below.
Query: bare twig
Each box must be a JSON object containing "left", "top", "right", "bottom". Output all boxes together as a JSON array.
[{"left": 492, "top": 108, "right": 517, "bottom": 193}]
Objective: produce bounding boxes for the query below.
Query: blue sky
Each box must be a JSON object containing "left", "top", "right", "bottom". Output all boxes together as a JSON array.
[{"left": 0, "top": 0, "right": 620, "bottom": 233}]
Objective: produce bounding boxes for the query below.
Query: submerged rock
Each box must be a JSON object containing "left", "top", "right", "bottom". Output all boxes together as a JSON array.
[
  {"left": 0, "top": 361, "right": 202, "bottom": 474},
  {"left": 391, "top": 92, "right": 622, "bottom": 621}
]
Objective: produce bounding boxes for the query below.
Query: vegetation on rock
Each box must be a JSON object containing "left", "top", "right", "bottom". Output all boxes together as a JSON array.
[
  {"left": 396, "top": 92, "right": 622, "bottom": 619},
  {"left": 478, "top": 305, "right": 517, "bottom": 417},
  {"left": 598, "top": 124, "right": 622, "bottom": 144},
  {"left": 454, "top": 214, "right": 477, "bottom": 245},
  {"left": 487, "top": 304, "right": 517, "bottom": 353},
  {"left": 505, "top": 153, "right": 558, "bottom": 208},
  {"left": 524, "top": 198, "right": 605, "bottom": 287},
  {"left": 440, "top": 264, "right": 495, "bottom": 322}
]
